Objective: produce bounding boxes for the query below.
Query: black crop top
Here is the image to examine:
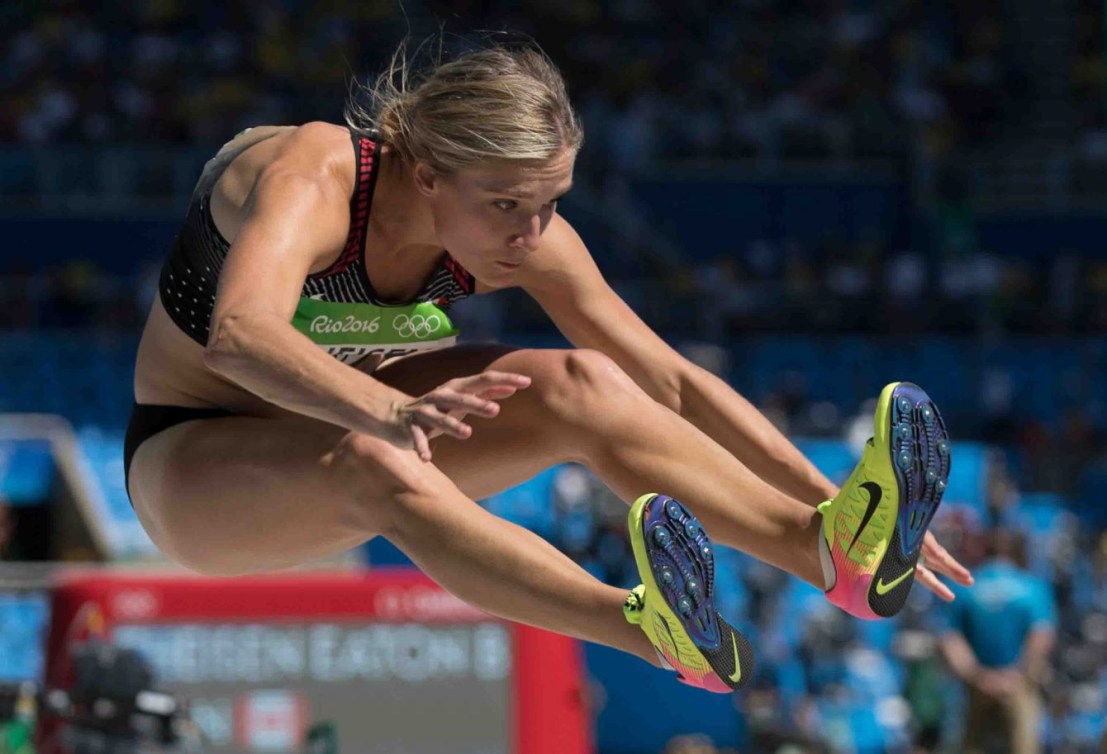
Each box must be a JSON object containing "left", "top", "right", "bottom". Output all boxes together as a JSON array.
[{"left": 159, "top": 129, "right": 476, "bottom": 364}]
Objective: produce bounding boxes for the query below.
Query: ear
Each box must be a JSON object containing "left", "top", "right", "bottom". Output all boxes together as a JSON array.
[{"left": 412, "top": 162, "right": 439, "bottom": 199}]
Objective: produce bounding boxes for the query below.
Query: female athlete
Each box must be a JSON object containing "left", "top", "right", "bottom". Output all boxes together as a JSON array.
[{"left": 125, "top": 43, "right": 972, "bottom": 693}]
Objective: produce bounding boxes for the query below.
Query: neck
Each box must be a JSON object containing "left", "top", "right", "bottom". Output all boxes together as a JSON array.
[{"left": 368, "top": 146, "right": 443, "bottom": 263}]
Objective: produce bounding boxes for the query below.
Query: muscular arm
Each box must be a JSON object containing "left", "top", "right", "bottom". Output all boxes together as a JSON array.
[
  {"left": 203, "top": 126, "right": 410, "bottom": 435},
  {"left": 522, "top": 216, "right": 836, "bottom": 505}
]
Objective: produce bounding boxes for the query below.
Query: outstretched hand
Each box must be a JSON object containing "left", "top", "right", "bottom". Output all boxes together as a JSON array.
[
  {"left": 915, "top": 531, "right": 973, "bottom": 601},
  {"left": 391, "top": 371, "right": 532, "bottom": 461}
]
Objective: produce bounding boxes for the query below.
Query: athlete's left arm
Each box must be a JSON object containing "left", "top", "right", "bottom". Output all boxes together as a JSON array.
[
  {"left": 521, "top": 216, "right": 837, "bottom": 506},
  {"left": 522, "top": 217, "right": 971, "bottom": 597}
]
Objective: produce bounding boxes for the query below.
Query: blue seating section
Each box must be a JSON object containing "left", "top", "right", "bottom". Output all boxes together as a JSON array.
[
  {"left": 0, "top": 438, "right": 55, "bottom": 505},
  {"left": 4, "top": 333, "right": 1106, "bottom": 442},
  {"left": 0, "top": 333, "right": 137, "bottom": 428},
  {"left": 0, "top": 592, "right": 49, "bottom": 683},
  {"left": 726, "top": 336, "right": 1107, "bottom": 433},
  {"left": 76, "top": 426, "right": 160, "bottom": 558}
]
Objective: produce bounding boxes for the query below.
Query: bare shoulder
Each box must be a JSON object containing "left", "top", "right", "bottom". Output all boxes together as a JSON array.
[
  {"left": 265, "top": 121, "right": 358, "bottom": 194},
  {"left": 211, "top": 122, "right": 356, "bottom": 247}
]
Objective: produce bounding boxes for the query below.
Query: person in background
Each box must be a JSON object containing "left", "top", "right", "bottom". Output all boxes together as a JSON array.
[{"left": 940, "top": 528, "right": 1056, "bottom": 754}]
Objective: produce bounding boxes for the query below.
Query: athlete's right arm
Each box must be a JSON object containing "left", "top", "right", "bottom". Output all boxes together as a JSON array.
[
  {"left": 202, "top": 139, "right": 407, "bottom": 435},
  {"left": 202, "top": 128, "right": 522, "bottom": 457}
]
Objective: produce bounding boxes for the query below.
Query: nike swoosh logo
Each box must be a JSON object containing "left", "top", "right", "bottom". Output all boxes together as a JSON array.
[
  {"left": 727, "top": 632, "right": 742, "bottom": 684},
  {"left": 847, "top": 482, "right": 884, "bottom": 555},
  {"left": 875, "top": 567, "right": 915, "bottom": 595},
  {"left": 659, "top": 616, "right": 679, "bottom": 653}
]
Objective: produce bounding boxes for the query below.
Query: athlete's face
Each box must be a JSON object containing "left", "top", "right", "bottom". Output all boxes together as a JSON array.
[{"left": 413, "top": 148, "right": 575, "bottom": 284}]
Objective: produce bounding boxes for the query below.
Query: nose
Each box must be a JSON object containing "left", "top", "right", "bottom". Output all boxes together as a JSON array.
[{"left": 510, "top": 214, "right": 543, "bottom": 253}]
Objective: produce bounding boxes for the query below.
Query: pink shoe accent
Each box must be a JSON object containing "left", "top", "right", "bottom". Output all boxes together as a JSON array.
[
  {"left": 676, "top": 673, "right": 733, "bottom": 694},
  {"left": 825, "top": 573, "right": 880, "bottom": 621}
]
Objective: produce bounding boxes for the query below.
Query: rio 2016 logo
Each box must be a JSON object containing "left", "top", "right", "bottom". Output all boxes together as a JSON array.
[
  {"left": 393, "top": 314, "right": 442, "bottom": 338},
  {"left": 309, "top": 314, "right": 381, "bottom": 334}
]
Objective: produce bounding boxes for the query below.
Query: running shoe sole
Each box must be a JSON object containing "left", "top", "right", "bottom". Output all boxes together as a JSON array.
[
  {"left": 870, "top": 381, "right": 951, "bottom": 616},
  {"left": 823, "top": 382, "right": 951, "bottom": 619},
  {"left": 628, "top": 493, "right": 754, "bottom": 690}
]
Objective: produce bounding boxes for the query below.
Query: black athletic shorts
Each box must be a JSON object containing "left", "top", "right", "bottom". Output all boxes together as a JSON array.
[{"left": 124, "top": 403, "right": 232, "bottom": 502}]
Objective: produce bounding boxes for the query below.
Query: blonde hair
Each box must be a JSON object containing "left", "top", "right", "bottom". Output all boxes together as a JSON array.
[{"left": 346, "top": 40, "right": 583, "bottom": 173}]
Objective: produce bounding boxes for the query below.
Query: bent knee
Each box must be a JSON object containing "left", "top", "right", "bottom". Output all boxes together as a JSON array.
[
  {"left": 527, "top": 348, "right": 646, "bottom": 418},
  {"left": 561, "top": 348, "right": 639, "bottom": 391}
]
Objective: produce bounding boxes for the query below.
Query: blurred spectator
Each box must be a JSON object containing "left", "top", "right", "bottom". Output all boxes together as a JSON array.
[
  {"left": 0, "top": 0, "right": 1030, "bottom": 174},
  {"left": 663, "top": 733, "right": 722, "bottom": 754},
  {"left": 940, "top": 528, "right": 1057, "bottom": 754},
  {"left": 3, "top": 1, "right": 1104, "bottom": 342}
]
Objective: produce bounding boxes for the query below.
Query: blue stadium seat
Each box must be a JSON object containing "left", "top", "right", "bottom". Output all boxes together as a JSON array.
[
  {"left": 0, "top": 592, "right": 50, "bottom": 683},
  {"left": 793, "top": 438, "right": 858, "bottom": 485},
  {"left": 482, "top": 466, "right": 560, "bottom": 541}
]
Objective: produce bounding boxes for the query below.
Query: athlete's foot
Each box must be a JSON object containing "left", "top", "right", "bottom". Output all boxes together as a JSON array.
[
  {"left": 817, "top": 382, "right": 951, "bottom": 619},
  {"left": 623, "top": 493, "right": 754, "bottom": 693}
]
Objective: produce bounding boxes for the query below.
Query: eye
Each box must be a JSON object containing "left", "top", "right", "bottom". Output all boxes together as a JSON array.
[{"left": 493, "top": 199, "right": 517, "bottom": 211}]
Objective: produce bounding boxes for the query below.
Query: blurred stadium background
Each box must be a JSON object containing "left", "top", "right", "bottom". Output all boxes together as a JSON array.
[{"left": 2, "top": 1, "right": 1106, "bottom": 752}]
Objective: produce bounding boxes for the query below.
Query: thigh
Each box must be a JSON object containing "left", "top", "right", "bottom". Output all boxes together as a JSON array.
[
  {"left": 128, "top": 412, "right": 382, "bottom": 575},
  {"left": 373, "top": 344, "right": 577, "bottom": 500}
]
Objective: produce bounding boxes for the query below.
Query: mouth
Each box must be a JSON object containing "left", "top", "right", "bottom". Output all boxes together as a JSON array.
[{"left": 494, "top": 260, "right": 523, "bottom": 272}]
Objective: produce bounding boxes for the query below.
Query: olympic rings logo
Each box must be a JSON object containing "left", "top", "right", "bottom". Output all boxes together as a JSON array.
[{"left": 393, "top": 313, "right": 442, "bottom": 338}]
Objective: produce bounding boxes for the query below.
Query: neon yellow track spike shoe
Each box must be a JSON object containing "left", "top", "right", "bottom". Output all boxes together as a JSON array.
[
  {"left": 623, "top": 493, "right": 754, "bottom": 693},
  {"left": 817, "top": 382, "right": 951, "bottom": 619}
]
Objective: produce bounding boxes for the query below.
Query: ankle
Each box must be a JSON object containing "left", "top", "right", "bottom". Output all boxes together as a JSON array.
[{"left": 816, "top": 521, "right": 836, "bottom": 591}]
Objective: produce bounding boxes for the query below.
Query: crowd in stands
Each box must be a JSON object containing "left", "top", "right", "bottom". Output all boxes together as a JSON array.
[
  {"left": 3, "top": 0, "right": 1103, "bottom": 337},
  {"left": 0, "top": 0, "right": 1059, "bottom": 173},
  {"left": 690, "top": 237, "right": 1107, "bottom": 337}
]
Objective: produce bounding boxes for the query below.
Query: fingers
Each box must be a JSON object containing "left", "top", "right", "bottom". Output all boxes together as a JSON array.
[
  {"left": 476, "top": 385, "right": 524, "bottom": 401},
  {"left": 447, "top": 371, "right": 532, "bottom": 395},
  {"left": 409, "top": 421, "right": 432, "bottom": 462},
  {"left": 422, "top": 408, "right": 472, "bottom": 440},
  {"left": 425, "top": 371, "right": 533, "bottom": 419},
  {"left": 922, "top": 532, "right": 974, "bottom": 586},
  {"left": 916, "top": 563, "right": 955, "bottom": 602},
  {"left": 427, "top": 389, "right": 501, "bottom": 418},
  {"left": 401, "top": 402, "right": 473, "bottom": 442},
  {"left": 399, "top": 371, "right": 532, "bottom": 454}
]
